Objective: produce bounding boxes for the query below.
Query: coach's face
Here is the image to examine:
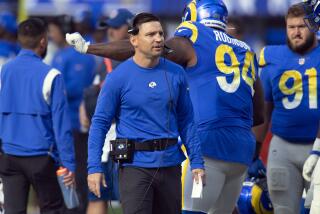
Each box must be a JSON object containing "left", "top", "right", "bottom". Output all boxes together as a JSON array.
[
  {"left": 287, "top": 16, "right": 316, "bottom": 54},
  {"left": 131, "top": 21, "right": 164, "bottom": 59}
]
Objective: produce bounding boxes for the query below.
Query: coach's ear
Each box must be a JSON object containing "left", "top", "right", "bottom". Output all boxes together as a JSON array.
[{"left": 129, "top": 35, "right": 138, "bottom": 49}]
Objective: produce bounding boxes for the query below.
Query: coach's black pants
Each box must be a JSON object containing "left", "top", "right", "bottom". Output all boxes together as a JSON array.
[
  {"left": 119, "top": 165, "right": 181, "bottom": 214},
  {"left": 0, "top": 154, "right": 64, "bottom": 214}
]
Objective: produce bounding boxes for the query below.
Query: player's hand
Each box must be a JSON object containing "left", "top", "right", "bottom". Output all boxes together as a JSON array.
[
  {"left": 65, "top": 32, "right": 90, "bottom": 53},
  {"left": 88, "top": 173, "right": 107, "bottom": 198},
  {"left": 303, "top": 154, "right": 319, "bottom": 182},
  {"left": 63, "top": 171, "right": 75, "bottom": 187},
  {"left": 192, "top": 168, "right": 205, "bottom": 185},
  {"left": 248, "top": 158, "right": 266, "bottom": 178},
  {"left": 303, "top": 139, "right": 320, "bottom": 182}
]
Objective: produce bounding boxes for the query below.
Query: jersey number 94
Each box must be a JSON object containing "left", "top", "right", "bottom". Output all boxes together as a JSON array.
[{"left": 215, "top": 44, "right": 256, "bottom": 96}]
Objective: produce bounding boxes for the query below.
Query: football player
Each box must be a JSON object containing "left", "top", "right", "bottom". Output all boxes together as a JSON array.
[{"left": 256, "top": 3, "right": 320, "bottom": 213}]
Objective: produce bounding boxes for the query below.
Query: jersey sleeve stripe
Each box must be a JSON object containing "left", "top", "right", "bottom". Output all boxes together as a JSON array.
[
  {"left": 42, "top": 68, "right": 61, "bottom": 105},
  {"left": 258, "top": 47, "right": 266, "bottom": 67},
  {"left": 189, "top": 0, "right": 197, "bottom": 21},
  {"left": 176, "top": 21, "right": 199, "bottom": 43}
]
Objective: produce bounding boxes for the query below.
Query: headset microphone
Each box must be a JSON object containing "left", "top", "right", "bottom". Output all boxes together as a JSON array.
[{"left": 164, "top": 45, "right": 174, "bottom": 55}]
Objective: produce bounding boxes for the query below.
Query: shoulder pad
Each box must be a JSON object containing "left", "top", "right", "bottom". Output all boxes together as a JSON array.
[
  {"left": 258, "top": 45, "right": 286, "bottom": 67},
  {"left": 175, "top": 21, "right": 199, "bottom": 43}
]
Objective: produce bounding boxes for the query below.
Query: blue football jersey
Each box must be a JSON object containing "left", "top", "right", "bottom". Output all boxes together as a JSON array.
[
  {"left": 174, "top": 21, "right": 258, "bottom": 165},
  {"left": 259, "top": 45, "right": 320, "bottom": 143}
]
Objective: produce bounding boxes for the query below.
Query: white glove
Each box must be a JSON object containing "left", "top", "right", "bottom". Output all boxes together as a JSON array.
[
  {"left": 65, "top": 32, "right": 90, "bottom": 54},
  {"left": 303, "top": 138, "right": 320, "bottom": 182},
  {"left": 310, "top": 159, "right": 320, "bottom": 214},
  {"left": 304, "top": 155, "right": 319, "bottom": 182}
]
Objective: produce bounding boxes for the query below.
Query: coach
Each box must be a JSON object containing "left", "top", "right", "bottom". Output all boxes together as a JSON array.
[{"left": 87, "top": 13, "right": 205, "bottom": 214}]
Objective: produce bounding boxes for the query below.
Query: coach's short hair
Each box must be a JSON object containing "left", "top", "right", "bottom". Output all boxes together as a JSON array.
[
  {"left": 18, "top": 18, "right": 47, "bottom": 49},
  {"left": 128, "top": 13, "right": 161, "bottom": 35}
]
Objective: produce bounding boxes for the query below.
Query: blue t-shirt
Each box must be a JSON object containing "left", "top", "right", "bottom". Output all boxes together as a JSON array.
[
  {"left": 174, "top": 21, "right": 258, "bottom": 165},
  {"left": 259, "top": 45, "right": 320, "bottom": 142},
  {"left": 88, "top": 57, "right": 204, "bottom": 174}
]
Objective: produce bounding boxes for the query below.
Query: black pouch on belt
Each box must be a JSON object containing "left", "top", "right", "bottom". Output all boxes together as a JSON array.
[{"left": 110, "top": 139, "right": 135, "bottom": 164}]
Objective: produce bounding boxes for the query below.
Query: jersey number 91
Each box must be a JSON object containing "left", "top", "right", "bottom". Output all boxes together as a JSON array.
[{"left": 279, "top": 68, "right": 317, "bottom": 109}]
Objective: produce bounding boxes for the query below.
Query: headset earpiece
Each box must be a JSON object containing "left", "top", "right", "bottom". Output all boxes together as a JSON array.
[
  {"left": 128, "top": 27, "right": 139, "bottom": 35},
  {"left": 127, "top": 13, "right": 143, "bottom": 35},
  {"left": 164, "top": 45, "right": 174, "bottom": 55}
]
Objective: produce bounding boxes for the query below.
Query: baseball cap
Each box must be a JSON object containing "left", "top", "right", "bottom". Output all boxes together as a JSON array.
[{"left": 99, "top": 8, "right": 134, "bottom": 29}]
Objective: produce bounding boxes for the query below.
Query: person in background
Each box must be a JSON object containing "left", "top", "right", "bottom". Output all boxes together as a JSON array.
[
  {"left": 256, "top": 3, "right": 320, "bottom": 213},
  {"left": 226, "top": 18, "right": 244, "bottom": 40},
  {"left": 73, "top": 9, "right": 94, "bottom": 42},
  {"left": 0, "top": 11, "right": 19, "bottom": 66},
  {"left": 0, "top": 12, "right": 19, "bottom": 212},
  {"left": 0, "top": 18, "right": 75, "bottom": 214},
  {"left": 49, "top": 16, "right": 96, "bottom": 214}
]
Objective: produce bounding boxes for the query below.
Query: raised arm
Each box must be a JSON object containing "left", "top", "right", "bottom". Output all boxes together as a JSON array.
[
  {"left": 87, "top": 40, "right": 134, "bottom": 61},
  {"left": 65, "top": 33, "right": 134, "bottom": 61},
  {"left": 164, "top": 36, "right": 197, "bottom": 67},
  {"left": 66, "top": 33, "right": 196, "bottom": 67}
]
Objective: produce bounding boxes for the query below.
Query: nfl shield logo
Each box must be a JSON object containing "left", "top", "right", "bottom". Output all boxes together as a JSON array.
[{"left": 299, "top": 58, "right": 305, "bottom": 65}]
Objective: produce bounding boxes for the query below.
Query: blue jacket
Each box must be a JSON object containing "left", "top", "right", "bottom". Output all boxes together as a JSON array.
[
  {"left": 88, "top": 58, "right": 204, "bottom": 174},
  {"left": 0, "top": 49, "right": 75, "bottom": 172},
  {"left": 52, "top": 47, "right": 95, "bottom": 130}
]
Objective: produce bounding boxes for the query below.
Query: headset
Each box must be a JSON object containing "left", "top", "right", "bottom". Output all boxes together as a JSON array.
[{"left": 127, "top": 13, "right": 142, "bottom": 36}]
